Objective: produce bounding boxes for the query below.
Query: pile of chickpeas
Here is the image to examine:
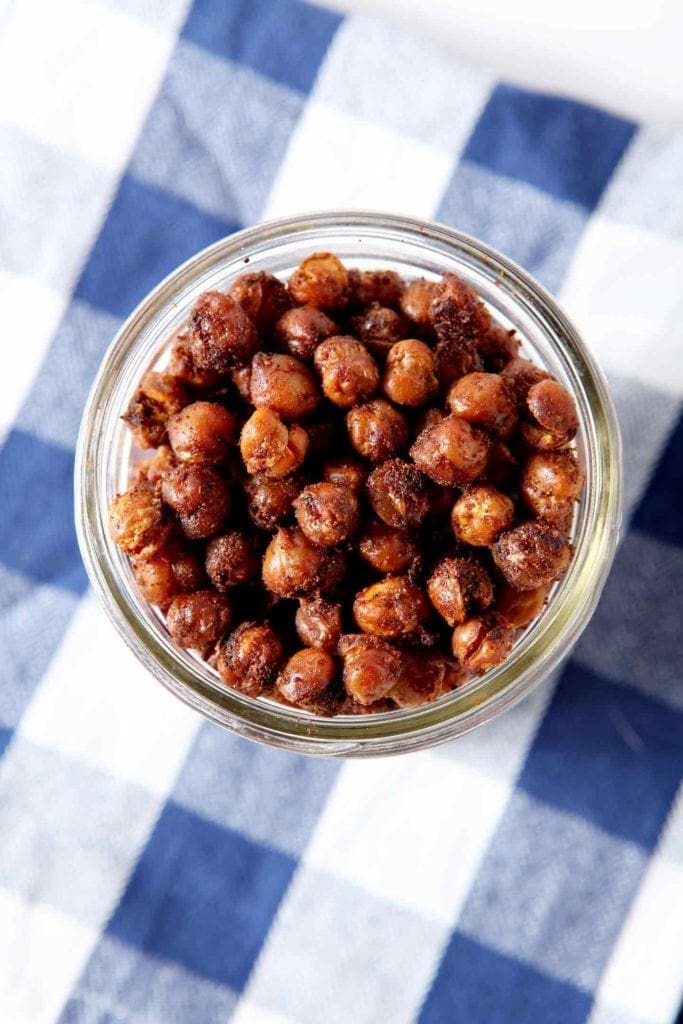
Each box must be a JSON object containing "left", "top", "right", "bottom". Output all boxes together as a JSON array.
[{"left": 109, "top": 253, "right": 582, "bottom": 715}]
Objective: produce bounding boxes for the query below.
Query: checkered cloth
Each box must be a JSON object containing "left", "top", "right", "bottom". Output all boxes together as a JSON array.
[{"left": 1, "top": 0, "right": 682, "bottom": 1021}]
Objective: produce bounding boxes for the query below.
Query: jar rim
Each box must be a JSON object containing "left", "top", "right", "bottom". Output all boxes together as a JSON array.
[{"left": 75, "top": 210, "right": 623, "bottom": 757}]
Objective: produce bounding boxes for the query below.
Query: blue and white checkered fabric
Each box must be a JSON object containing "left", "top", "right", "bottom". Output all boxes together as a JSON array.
[{"left": 1, "top": 1, "right": 682, "bottom": 1021}]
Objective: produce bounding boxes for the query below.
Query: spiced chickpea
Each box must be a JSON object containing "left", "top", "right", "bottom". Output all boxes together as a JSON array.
[
  {"left": 228, "top": 271, "right": 290, "bottom": 329},
  {"left": 167, "top": 401, "right": 236, "bottom": 465},
  {"left": 314, "top": 336, "right": 379, "bottom": 408},
  {"left": 390, "top": 652, "right": 446, "bottom": 708},
  {"left": 383, "top": 340, "right": 438, "bottom": 406},
  {"left": 348, "top": 268, "right": 404, "bottom": 308},
  {"left": 496, "top": 583, "right": 551, "bottom": 628},
  {"left": 132, "top": 540, "right": 204, "bottom": 610},
  {"left": 427, "top": 556, "right": 494, "bottom": 627},
  {"left": 322, "top": 457, "right": 367, "bottom": 494},
  {"left": 520, "top": 450, "right": 583, "bottom": 523},
  {"left": 478, "top": 324, "right": 521, "bottom": 372},
  {"left": 452, "top": 613, "right": 515, "bottom": 674},
  {"left": 239, "top": 408, "right": 308, "bottom": 478},
  {"left": 109, "top": 484, "right": 171, "bottom": 558},
  {"left": 434, "top": 336, "right": 483, "bottom": 387},
  {"left": 451, "top": 485, "right": 515, "bottom": 546},
  {"left": 410, "top": 415, "right": 489, "bottom": 487},
  {"left": 295, "top": 596, "right": 342, "bottom": 653},
  {"left": 244, "top": 473, "right": 301, "bottom": 529},
  {"left": 205, "top": 530, "right": 260, "bottom": 591},
  {"left": 501, "top": 357, "right": 551, "bottom": 403},
  {"left": 161, "top": 464, "right": 231, "bottom": 540},
  {"left": 429, "top": 272, "right": 491, "bottom": 344},
  {"left": 346, "top": 399, "right": 409, "bottom": 463},
  {"left": 352, "top": 305, "right": 407, "bottom": 359},
  {"left": 447, "top": 372, "right": 518, "bottom": 438},
  {"left": 358, "top": 520, "right": 419, "bottom": 574},
  {"left": 294, "top": 482, "right": 359, "bottom": 547},
  {"left": 288, "top": 252, "right": 349, "bottom": 310},
  {"left": 131, "top": 445, "right": 176, "bottom": 487},
  {"left": 522, "top": 379, "right": 579, "bottom": 450},
  {"left": 366, "top": 458, "right": 430, "bottom": 528},
  {"left": 353, "top": 576, "right": 428, "bottom": 638},
  {"left": 123, "top": 371, "right": 190, "bottom": 449},
  {"left": 276, "top": 649, "right": 337, "bottom": 705},
  {"left": 493, "top": 521, "right": 572, "bottom": 590},
  {"left": 231, "top": 365, "right": 252, "bottom": 401},
  {"left": 189, "top": 290, "right": 258, "bottom": 372},
  {"left": 399, "top": 278, "right": 437, "bottom": 329},
  {"left": 262, "top": 527, "right": 345, "bottom": 598},
  {"left": 216, "top": 621, "right": 284, "bottom": 696},
  {"left": 166, "top": 590, "right": 232, "bottom": 653},
  {"left": 274, "top": 305, "right": 337, "bottom": 360},
  {"left": 338, "top": 634, "right": 402, "bottom": 705},
  {"left": 249, "top": 352, "right": 320, "bottom": 420},
  {"left": 169, "top": 330, "right": 223, "bottom": 390}
]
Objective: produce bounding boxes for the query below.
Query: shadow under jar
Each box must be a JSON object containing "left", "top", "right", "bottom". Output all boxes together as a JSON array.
[{"left": 75, "top": 212, "right": 622, "bottom": 757}]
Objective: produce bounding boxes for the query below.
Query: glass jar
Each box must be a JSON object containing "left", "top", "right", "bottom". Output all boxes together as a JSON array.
[{"left": 75, "top": 211, "right": 622, "bottom": 757}]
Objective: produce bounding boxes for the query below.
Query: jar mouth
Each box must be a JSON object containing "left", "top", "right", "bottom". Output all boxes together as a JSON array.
[{"left": 75, "top": 211, "right": 622, "bottom": 757}]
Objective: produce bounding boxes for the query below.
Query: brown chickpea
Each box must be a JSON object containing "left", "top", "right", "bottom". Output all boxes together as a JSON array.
[
  {"left": 132, "top": 540, "right": 204, "bottom": 610},
  {"left": 366, "top": 458, "right": 430, "bottom": 528},
  {"left": 288, "top": 252, "right": 349, "bottom": 310},
  {"left": 429, "top": 272, "right": 491, "bottom": 344},
  {"left": 227, "top": 271, "right": 290, "bottom": 329},
  {"left": 522, "top": 379, "right": 579, "bottom": 450},
  {"left": 123, "top": 371, "right": 190, "bottom": 449},
  {"left": 496, "top": 582, "right": 551, "bottom": 628},
  {"left": 167, "top": 401, "right": 236, "bottom": 465},
  {"left": 478, "top": 324, "right": 521, "bottom": 372},
  {"left": 205, "top": 530, "right": 260, "bottom": 591},
  {"left": 216, "top": 621, "right": 284, "bottom": 696},
  {"left": 410, "top": 415, "right": 489, "bottom": 487},
  {"left": 447, "top": 372, "right": 518, "bottom": 438},
  {"left": 427, "top": 556, "right": 494, "bottom": 627},
  {"left": 443, "top": 659, "right": 470, "bottom": 691},
  {"left": 249, "top": 352, "right": 320, "bottom": 420},
  {"left": 244, "top": 472, "right": 301, "bottom": 529},
  {"left": 295, "top": 596, "right": 343, "bottom": 653},
  {"left": 520, "top": 450, "right": 583, "bottom": 523},
  {"left": 348, "top": 268, "right": 404, "bottom": 308},
  {"left": 501, "top": 357, "right": 551, "bottom": 403},
  {"left": 161, "top": 464, "right": 230, "bottom": 540},
  {"left": 189, "top": 290, "right": 258, "bottom": 372},
  {"left": 434, "top": 336, "right": 483, "bottom": 387},
  {"left": 231, "top": 365, "right": 252, "bottom": 401},
  {"left": 322, "top": 457, "right": 367, "bottom": 493},
  {"left": 262, "top": 527, "right": 345, "bottom": 598},
  {"left": 294, "top": 482, "right": 359, "bottom": 547},
  {"left": 239, "top": 408, "right": 308, "bottom": 478},
  {"left": 358, "top": 519, "right": 419, "bottom": 574},
  {"left": 108, "top": 484, "right": 172, "bottom": 558},
  {"left": 399, "top": 278, "right": 437, "bottom": 328},
  {"left": 390, "top": 652, "right": 446, "bottom": 708},
  {"left": 383, "top": 340, "right": 438, "bottom": 406},
  {"left": 314, "top": 336, "right": 379, "bottom": 408},
  {"left": 168, "top": 330, "right": 223, "bottom": 390},
  {"left": 492, "top": 521, "right": 572, "bottom": 590},
  {"left": 352, "top": 304, "right": 407, "bottom": 359},
  {"left": 452, "top": 612, "right": 515, "bottom": 674},
  {"left": 276, "top": 649, "right": 337, "bottom": 705},
  {"left": 274, "top": 305, "right": 337, "bottom": 360},
  {"left": 338, "top": 634, "right": 402, "bottom": 705},
  {"left": 130, "top": 445, "right": 176, "bottom": 487},
  {"left": 166, "top": 590, "right": 232, "bottom": 653},
  {"left": 346, "top": 399, "right": 409, "bottom": 463},
  {"left": 451, "top": 485, "right": 515, "bottom": 546},
  {"left": 353, "top": 576, "right": 428, "bottom": 638}
]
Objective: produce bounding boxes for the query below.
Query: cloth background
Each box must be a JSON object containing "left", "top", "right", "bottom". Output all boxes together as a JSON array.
[{"left": 0, "top": 1, "right": 682, "bottom": 1022}]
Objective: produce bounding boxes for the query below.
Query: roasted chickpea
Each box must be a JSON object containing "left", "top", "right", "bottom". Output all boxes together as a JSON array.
[
  {"left": 262, "top": 527, "right": 345, "bottom": 598},
  {"left": 429, "top": 272, "right": 491, "bottom": 344},
  {"left": 239, "top": 408, "right": 308, "bottom": 478},
  {"left": 130, "top": 445, "right": 176, "bottom": 487},
  {"left": 205, "top": 530, "right": 260, "bottom": 591},
  {"left": 383, "top": 340, "right": 438, "bottom": 406},
  {"left": 352, "top": 304, "right": 407, "bottom": 359},
  {"left": 520, "top": 450, "right": 583, "bottom": 523},
  {"left": 443, "top": 659, "right": 471, "bottom": 691},
  {"left": 366, "top": 458, "right": 430, "bottom": 528},
  {"left": 294, "top": 482, "right": 359, "bottom": 547},
  {"left": 353, "top": 576, "right": 428, "bottom": 638},
  {"left": 478, "top": 323, "right": 521, "bottom": 372},
  {"left": 522, "top": 379, "right": 579, "bottom": 450},
  {"left": 451, "top": 485, "right": 515, "bottom": 546},
  {"left": 496, "top": 582, "right": 551, "bottom": 628},
  {"left": 338, "top": 634, "right": 402, "bottom": 704},
  {"left": 123, "top": 371, "right": 190, "bottom": 449},
  {"left": 288, "top": 252, "right": 349, "bottom": 310},
  {"left": 358, "top": 520, "right": 419, "bottom": 574},
  {"left": 189, "top": 290, "right": 258, "bottom": 372},
  {"left": 167, "top": 401, "right": 236, "bottom": 465},
  {"left": 399, "top": 278, "right": 437, "bottom": 329},
  {"left": 161, "top": 464, "right": 230, "bottom": 539},
  {"left": 295, "top": 596, "right": 343, "bottom": 653},
  {"left": 346, "top": 398, "right": 409, "bottom": 462},
  {"left": 231, "top": 365, "right": 252, "bottom": 401},
  {"left": 410, "top": 415, "right": 489, "bottom": 487},
  {"left": 427, "top": 556, "right": 494, "bottom": 627},
  {"left": 227, "top": 271, "right": 290, "bottom": 329},
  {"left": 274, "top": 305, "right": 337, "bottom": 360},
  {"left": 447, "top": 372, "right": 518, "bottom": 438},
  {"left": 314, "top": 336, "right": 379, "bottom": 408},
  {"left": 493, "top": 521, "right": 572, "bottom": 590},
  {"left": 501, "top": 357, "right": 551, "bottom": 403},
  {"left": 452, "top": 612, "right": 515, "bottom": 674},
  {"left": 322, "top": 457, "right": 367, "bottom": 493},
  {"left": 108, "top": 484, "right": 172, "bottom": 557},
  {"left": 348, "top": 268, "right": 404, "bottom": 308},
  {"left": 166, "top": 590, "right": 232, "bottom": 653},
  {"left": 216, "top": 621, "right": 284, "bottom": 696},
  {"left": 390, "top": 652, "right": 446, "bottom": 708},
  {"left": 244, "top": 472, "right": 301, "bottom": 529},
  {"left": 434, "top": 336, "right": 482, "bottom": 387},
  {"left": 276, "top": 648, "right": 337, "bottom": 705},
  {"left": 249, "top": 352, "right": 320, "bottom": 420},
  {"left": 169, "top": 330, "right": 223, "bottom": 390},
  {"left": 132, "top": 540, "right": 204, "bottom": 610}
]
